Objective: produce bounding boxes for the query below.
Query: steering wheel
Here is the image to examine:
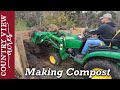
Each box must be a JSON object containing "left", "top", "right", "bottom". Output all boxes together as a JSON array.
[{"left": 83, "top": 31, "right": 91, "bottom": 38}]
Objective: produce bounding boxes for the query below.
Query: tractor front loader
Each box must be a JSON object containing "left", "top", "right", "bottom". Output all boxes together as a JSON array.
[{"left": 29, "top": 31, "right": 80, "bottom": 65}]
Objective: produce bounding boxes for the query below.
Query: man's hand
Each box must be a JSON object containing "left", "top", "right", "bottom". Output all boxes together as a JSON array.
[{"left": 85, "top": 28, "right": 91, "bottom": 33}]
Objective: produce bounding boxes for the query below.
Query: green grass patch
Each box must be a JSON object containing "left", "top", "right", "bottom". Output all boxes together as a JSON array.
[{"left": 15, "top": 19, "right": 28, "bottom": 31}]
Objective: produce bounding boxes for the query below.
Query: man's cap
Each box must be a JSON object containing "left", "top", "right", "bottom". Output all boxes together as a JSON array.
[{"left": 100, "top": 13, "right": 112, "bottom": 19}]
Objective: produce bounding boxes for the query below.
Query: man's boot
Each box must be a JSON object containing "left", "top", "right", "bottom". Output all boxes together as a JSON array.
[{"left": 75, "top": 54, "right": 85, "bottom": 60}]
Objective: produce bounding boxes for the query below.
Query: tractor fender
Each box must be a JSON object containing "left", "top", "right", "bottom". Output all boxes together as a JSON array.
[{"left": 81, "top": 51, "right": 120, "bottom": 65}]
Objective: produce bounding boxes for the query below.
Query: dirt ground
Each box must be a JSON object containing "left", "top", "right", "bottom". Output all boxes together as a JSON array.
[{"left": 15, "top": 30, "right": 85, "bottom": 79}]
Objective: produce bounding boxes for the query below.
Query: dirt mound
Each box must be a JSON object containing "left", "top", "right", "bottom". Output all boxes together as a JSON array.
[
  {"left": 47, "top": 24, "right": 59, "bottom": 31},
  {"left": 31, "top": 26, "right": 45, "bottom": 31},
  {"left": 23, "top": 39, "right": 84, "bottom": 79},
  {"left": 23, "top": 39, "right": 51, "bottom": 67}
]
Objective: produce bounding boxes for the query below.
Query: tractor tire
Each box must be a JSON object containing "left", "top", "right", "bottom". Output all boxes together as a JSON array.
[
  {"left": 49, "top": 52, "right": 61, "bottom": 65},
  {"left": 84, "top": 59, "right": 120, "bottom": 79}
]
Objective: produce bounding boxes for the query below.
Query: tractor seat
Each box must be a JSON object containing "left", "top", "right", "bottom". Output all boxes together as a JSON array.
[
  {"left": 89, "top": 45, "right": 109, "bottom": 49},
  {"left": 88, "top": 45, "right": 110, "bottom": 53}
]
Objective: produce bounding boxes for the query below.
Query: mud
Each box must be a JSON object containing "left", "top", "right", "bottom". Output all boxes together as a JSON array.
[{"left": 23, "top": 39, "right": 84, "bottom": 79}]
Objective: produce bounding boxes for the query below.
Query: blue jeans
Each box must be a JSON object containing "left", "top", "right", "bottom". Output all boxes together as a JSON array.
[{"left": 81, "top": 38, "right": 106, "bottom": 54}]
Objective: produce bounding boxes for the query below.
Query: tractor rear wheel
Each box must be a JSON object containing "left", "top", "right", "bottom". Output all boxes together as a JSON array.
[
  {"left": 49, "top": 52, "right": 61, "bottom": 65},
  {"left": 84, "top": 59, "right": 120, "bottom": 79}
]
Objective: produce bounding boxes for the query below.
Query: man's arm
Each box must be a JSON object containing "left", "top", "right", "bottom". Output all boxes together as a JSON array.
[{"left": 89, "top": 25, "right": 105, "bottom": 35}]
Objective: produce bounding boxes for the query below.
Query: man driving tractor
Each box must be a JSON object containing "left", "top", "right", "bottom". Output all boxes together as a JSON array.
[
  {"left": 78, "top": 13, "right": 117, "bottom": 58},
  {"left": 30, "top": 12, "right": 120, "bottom": 79}
]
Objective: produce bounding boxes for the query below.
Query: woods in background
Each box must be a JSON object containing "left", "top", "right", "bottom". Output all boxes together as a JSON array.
[{"left": 15, "top": 11, "right": 120, "bottom": 31}]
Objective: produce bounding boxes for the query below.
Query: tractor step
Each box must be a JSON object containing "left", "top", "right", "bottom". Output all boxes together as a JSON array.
[{"left": 70, "top": 54, "right": 83, "bottom": 64}]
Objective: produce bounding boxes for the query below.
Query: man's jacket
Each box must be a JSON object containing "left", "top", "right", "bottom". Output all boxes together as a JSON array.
[{"left": 90, "top": 22, "right": 116, "bottom": 45}]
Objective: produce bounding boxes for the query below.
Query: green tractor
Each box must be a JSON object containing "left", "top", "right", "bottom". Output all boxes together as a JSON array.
[{"left": 29, "top": 30, "right": 120, "bottom": 79}]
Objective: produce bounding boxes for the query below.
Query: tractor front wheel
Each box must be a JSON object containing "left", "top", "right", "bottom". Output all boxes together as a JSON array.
[
  {"left": 84, "top": 59, "right": 120, "bottom": 79},
  {"left": 49, "top": 52, "right": 61, "bottom": 65}
]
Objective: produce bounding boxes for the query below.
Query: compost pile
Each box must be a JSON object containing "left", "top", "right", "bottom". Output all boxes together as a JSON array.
[{"left": 23, "top": 39, "right": 84, "bottom": 79}]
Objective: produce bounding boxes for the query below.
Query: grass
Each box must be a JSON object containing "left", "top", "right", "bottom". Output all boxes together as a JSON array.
[{"left": 15, "top": 19, "right": 28, "bottom": 31}]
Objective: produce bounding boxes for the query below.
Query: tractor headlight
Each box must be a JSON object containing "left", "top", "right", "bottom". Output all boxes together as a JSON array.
[{"left": 60, "top": 44, "right": 63, "bottom": 50}]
